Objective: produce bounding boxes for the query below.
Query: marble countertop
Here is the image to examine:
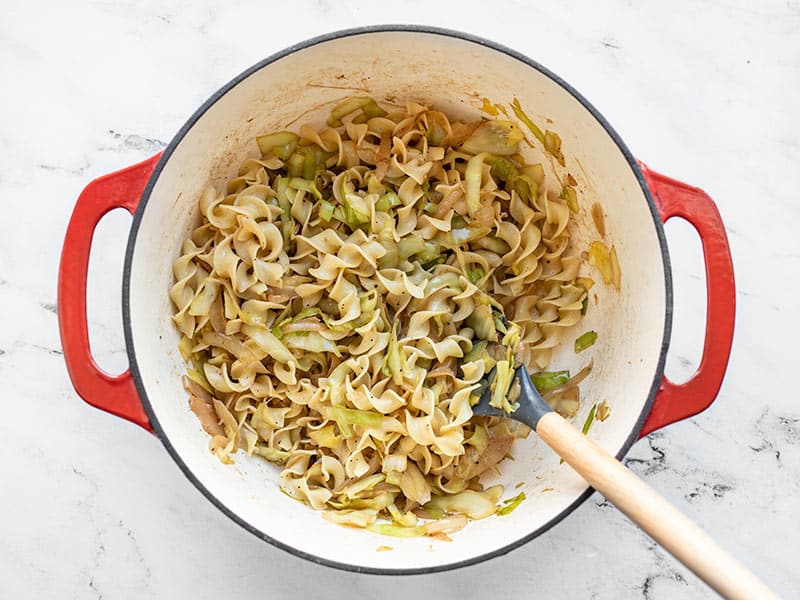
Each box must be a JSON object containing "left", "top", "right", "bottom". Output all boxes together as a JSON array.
[{"left": 2, "top": 0, "right": 798, "bottom": 597}]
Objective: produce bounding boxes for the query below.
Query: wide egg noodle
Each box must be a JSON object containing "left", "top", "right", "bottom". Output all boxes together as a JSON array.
[{"left": 168, "top": 97, "right": 591, "bottom": 532}]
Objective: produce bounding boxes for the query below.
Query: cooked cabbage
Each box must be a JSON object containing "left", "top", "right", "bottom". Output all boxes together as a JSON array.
[{"left": 169, "top": 96, "right": 601, "bottom": 537}]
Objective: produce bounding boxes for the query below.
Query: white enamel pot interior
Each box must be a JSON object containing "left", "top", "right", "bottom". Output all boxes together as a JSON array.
[{"left": 124, "top": 27, "right": 670, "bottom": 573}]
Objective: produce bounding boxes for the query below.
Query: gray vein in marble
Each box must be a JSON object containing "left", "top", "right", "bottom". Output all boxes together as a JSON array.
[
  {"left": 642, "top": 570, "right": 688, "bottom": 600},
  {"left": 689, "top": 419, "right": 715, "bottom": 437},
  {"left": 32, "top": 344, "right": 62, "bottom": 356},
  {"left": 638, "top": 536, "right": 692, "bottom": 599},
  {"left": 114, "top": 518, "right": 152, "bottom": 588},
  {"left": 625, "top": 432, "right": 738, "bottom": 505},
  {"left": 685, "top": 482, "right": 734, "bottom": 504},
  {"left": 623, "top": 432, "right": 668, "bottom": 476},
  {"left": 102, "top": 130, "right": 167, "bottom": 154},
  {"left": 71, "top": 467, "right": 106, "bottom": 599},
  {"left": 39, "top": 159, "right": 91, "bottom": 176},
  {"left": 41, "top": 302, "right": 57, "bottom": 314},
  {"left": 777, "top": 415, "right": 799, "bottom": 443},
  {"left": 749, "top": 406, "right": 799, "bottom": 463},
  {"left": 0, "top": 339, "right": 66, "bottom": 358},
  {"left": 70, "top": 467, "right": 153, "bottom": 598},
  {"left": 593, "top": 496, "right": 613, "bottom": 510}
]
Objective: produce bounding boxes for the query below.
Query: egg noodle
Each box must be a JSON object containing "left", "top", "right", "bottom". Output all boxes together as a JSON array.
[{"left": 169, "top": 97, "right": 591, "bottom": 538}]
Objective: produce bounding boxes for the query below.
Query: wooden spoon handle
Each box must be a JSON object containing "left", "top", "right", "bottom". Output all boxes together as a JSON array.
[{"left": 536, "top": 412, "right": 778, "bottom": 600}]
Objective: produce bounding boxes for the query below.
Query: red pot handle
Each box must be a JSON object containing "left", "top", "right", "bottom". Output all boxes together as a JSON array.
[
  {"left": 58, "top": 154, "right": 161, "bottom": 431},
  {"left": 638, "top": 164, "right": 736, "bottom": 437}
]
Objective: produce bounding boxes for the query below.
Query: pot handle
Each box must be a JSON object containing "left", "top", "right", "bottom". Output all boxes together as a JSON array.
[
  {"left": 58, "top": 154, "right": 161, "bottom": 432},
  {"left": 638, "top": 164, "right": 735, "bottom": 437}
]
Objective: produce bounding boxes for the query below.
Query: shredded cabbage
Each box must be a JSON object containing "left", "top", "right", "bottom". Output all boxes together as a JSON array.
[
  {"left": 424, "top": 486, "right": 504, "bottom": 520},
  {"left": 460, "top": 120, "right": 525, "bottom": 156},
  {"left": 531, "top": 370, "right": 570, "bottom": 391},
  {"left": 256, "top": 131, "right": 298, "bottom": 159},
  {"left": 497, "top": 491, "right": 526, "bottom": 516},
  {"left": 170, "top": 95, "right": 603, "bottom": 538},
  {"left": 489, "top": 360, "right": 517, "bottom": 413},
  {"left": 588, "top": 241, "right": 622, "bottom": 288},
  {"left": 574, "top": 331, "right": 598, "bottom": 353},
  {"left": 328, "top": 96, "right": 387, "bottom": 127}
]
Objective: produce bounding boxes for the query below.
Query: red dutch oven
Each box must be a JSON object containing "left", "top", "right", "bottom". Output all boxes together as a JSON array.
[{"left": 58, "top": 26, "right": 734, "bottom": 574}]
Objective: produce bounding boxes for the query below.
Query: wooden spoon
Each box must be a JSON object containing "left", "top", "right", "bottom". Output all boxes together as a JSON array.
[{"left": 473, "top": 366, "right": 778, "bottom": 600}]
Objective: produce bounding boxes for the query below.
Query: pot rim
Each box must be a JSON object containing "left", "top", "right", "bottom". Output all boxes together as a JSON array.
[{"left": 122, "top": 24, "right": 673, "bottom": 575}]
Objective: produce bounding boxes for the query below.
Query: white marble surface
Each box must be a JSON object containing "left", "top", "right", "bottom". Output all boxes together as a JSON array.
[{"left": 1, "top": 0, "right": 798, "bottom": 597}]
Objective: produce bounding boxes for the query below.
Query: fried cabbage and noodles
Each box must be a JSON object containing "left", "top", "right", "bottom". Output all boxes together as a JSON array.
[{"left": 169, "top": 96, "right": 599, "bottom": 538}]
